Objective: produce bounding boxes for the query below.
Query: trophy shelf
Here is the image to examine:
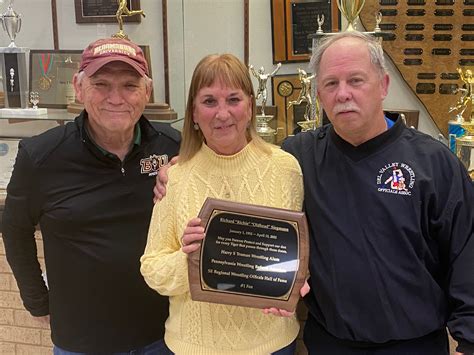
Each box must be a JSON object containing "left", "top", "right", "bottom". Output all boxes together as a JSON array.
[{"left": 0, "top": 108, "right": 182, "bottom": 125}]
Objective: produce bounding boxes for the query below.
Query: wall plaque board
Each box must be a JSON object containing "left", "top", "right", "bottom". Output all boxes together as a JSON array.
[
  {"left": 360, "top": 1, "right": 474, "bottom": 135},
  {"left": 75, "top": 0, "right": 142, "bottom": 23},
  {"left": 271, "top": 0, "right": 340, "bottom": 63},
  {"left": 29, "top": 50, "right": 82, "bottom": 109}
]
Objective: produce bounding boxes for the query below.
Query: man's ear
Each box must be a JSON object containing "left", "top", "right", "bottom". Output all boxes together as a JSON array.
[
  {"left": 73, "top": 73, "right": 84, "bottom": 103},
  {"left": 145, "top": 78, "right": 153, "bottom": 103}
]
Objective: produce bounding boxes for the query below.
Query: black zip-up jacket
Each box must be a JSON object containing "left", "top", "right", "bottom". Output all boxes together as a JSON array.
[
  {"left": 2, "top": 112, "right": 180, "bottom": 353},
  {"left": 282, "top": 118, "right": 474, "bottom": 353}
]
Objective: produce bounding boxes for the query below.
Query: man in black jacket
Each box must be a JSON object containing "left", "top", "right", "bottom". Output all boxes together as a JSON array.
[
  {"left": 282, "top": 31, "right": 474, "bottom": 355},
  {"left": 2, "top": 38, "right": 180, "bottom": 354}
]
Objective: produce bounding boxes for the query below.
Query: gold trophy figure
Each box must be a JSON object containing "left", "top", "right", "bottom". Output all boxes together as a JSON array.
[
  {"left": 287, "top": 68, "right": 320, "bottom": 131},
  {"left": 113, "top": 0, "right": 146, "bottom": 39},
  {"left": 337, "top": 0, "right": 366, "bottom": 32},
  {"left": 453, "top": 68, "right": 474, "bottom": 180},
  {"left": 249, "top": 63, "right": 281, "bottom": 116},
  {"left": 456, "top": 68, "right": 473, "bottom": 121}
]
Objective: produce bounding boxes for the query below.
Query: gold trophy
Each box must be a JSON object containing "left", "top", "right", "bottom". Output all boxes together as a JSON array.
[
  {"left": 287, "top": 68, "right": 320, "bottom": 132},
  {"left": 337, "top": 0, "right": 366, "bottom": 32},
  {"left": 113, "top": 0, "right": 145, "bottom": 39},
  {"left": 454, "top": 68, "right": 474, "bottom": 180}
]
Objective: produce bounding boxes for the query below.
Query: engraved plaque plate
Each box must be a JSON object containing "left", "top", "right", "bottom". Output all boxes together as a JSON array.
[
  {"left": 439, "top": 83, "right": 458, "bottom": 94},
  {"left": 404, "top": 59, "right": 423, "bottom": 65},
  {"left": 407, "top": 9, "right": 426, "bottom": 16},
  {"left": 434, "top": 9, "right": 454, "bottom": 16},
  {"left": 418, "top": 73, "right": 436, "bottom": 80},
  {"left": 416, "top": 83, "right": 436, "bottom": 94},
  {"left": 379, "top": 0, "right": 398, "bottom": 5},
  {"left": 405, "top": 24, "right": 424, "bottom": 31},
  {"left": 433, "top": 34, "right": 452, "bottom": 41},
  {"left": 381, "top": 23, "right": 397, "bottom": 31},
  {"left": 432, "top": 48, "right": 451, "bottom": 55},
  {"left": 361, "top": 0, "right": 474, "bottom": 134},
  {"left": 433, "top": 24, "right": 453, "bottom": 31},
  {"left": 405, "top": 34, "right": 424, "bottom": 41},
  {"left": 441, "top": 72, "right": 460, "bottom": 80},
  {"left": 405, "top": 48, "right": 423, "bottom": 55},
  {"left": 380, "top": 9, "right": 398, "bottom": 16},
  {"left": 188, "top": 198, "right": 309, "bottom": 311}
]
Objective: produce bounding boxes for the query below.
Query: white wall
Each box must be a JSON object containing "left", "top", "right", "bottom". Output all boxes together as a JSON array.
[{"left": 0, "top": 0, "right": 441, "bottom": 139}]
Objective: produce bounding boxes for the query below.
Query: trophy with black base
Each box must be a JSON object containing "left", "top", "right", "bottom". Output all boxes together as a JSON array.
[{"left": 0, "top": 0, "right": 46, "bottom": 116}]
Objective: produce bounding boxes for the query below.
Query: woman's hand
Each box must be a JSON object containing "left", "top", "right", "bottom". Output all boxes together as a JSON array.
[
  {"left": 153, "top": 156, "right": 178, "bottom": 203},
  {"left": 181, "top": 217, "right": 205, "bottom": 254},
  {"left": 262, "top": 281, "right": 310, "bottom": 317}
]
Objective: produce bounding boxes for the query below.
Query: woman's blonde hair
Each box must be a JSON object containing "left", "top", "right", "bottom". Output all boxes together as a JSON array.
[{"left": 179, "top": 53, "right": 270, "bottom": 162}]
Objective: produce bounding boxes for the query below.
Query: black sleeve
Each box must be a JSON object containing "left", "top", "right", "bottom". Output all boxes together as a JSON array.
[
  {"left": 441, "top": 162, "right": 474, "bottom": 353},
  {"left": 2, "top": 144, "right": 49, "bottom": 316}
]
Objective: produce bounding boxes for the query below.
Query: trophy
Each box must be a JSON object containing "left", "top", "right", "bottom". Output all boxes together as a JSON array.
[
  {"left": 287, "top": 68, "right": 320, "bottom": 132},
  {"left": 113, "top": 0, "right": 146, "bottom": 40},
  {"left": 337, "top": 0, "right": 366, "bottom": 32},
  {"left": 29, "top": 91, "right": 39, "bottom": 109},
  {"left": 249, "top": 63, "right": 282, "bottom": 144},
  {"left": 316, "top": 14, "right": 324, "bottom": 34},
  {"left": 374, "top": 12, "right": 382, "bottom": 33},
  {"left": 0, "top": 0, "right": 29, "bottom": 109},
  {"left": 456, "top": 122, "right": 474, "bottom": 181},
  {"left": 0, "top": 0, "right": 21, "bottom": 48},
  {"left": 448, "top": 68, "right": 473, "bottom": 153}
]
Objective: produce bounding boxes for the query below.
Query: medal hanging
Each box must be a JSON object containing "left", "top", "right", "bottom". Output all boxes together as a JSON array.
[{"left": 38, "top": 54, "right": 54, "bottom": 91}]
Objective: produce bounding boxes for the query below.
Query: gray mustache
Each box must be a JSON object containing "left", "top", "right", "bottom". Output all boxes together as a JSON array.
[{"left": 333, "top": 104, "right": 359, "bottom": 115}]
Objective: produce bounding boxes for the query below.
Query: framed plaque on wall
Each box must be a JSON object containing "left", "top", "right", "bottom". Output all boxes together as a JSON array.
[
  {"left": 271, "top": 0, "right": 340, "bottom": 63},
  {"left": 29, "top": 50, "right": 82, "bottom": 109},
  {"left": 74, "top": 0, "right": 142, "bottom": 23}
]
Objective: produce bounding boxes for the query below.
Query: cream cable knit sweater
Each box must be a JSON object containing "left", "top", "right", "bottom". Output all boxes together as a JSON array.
[{"left": 141, "top": 141, "right": 304, "bottom": 354}]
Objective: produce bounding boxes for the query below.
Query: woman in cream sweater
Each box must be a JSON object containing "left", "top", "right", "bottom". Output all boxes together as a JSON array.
[{"left": 141, "top": 53, "right": 304, "bottom": 354}]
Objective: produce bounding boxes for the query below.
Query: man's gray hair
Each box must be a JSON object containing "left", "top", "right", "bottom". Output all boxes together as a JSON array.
[{"left": 310, "top": 31, "right": 388, "bottom": 79}]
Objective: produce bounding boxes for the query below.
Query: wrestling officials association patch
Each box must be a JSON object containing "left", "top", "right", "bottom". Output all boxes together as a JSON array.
[
  {"left": 376, "top": 162, "right": 415, "bottom": 196},
  {"left": 140, "top": 154, "right": 168, "bottom": 176}
]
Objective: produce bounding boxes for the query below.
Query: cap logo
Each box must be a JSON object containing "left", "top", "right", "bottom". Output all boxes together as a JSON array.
[{"left": 93, "top": 43, "right": 137, "bottom": 57}]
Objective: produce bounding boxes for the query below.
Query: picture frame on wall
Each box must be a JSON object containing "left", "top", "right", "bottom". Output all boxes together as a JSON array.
[
  {"left": 29, "top": 50, "right": 83, "bottom": 109},
  {"left": 271, "top": 0, "right": 340, "bottom": 63},
  {"left": 74, "top": 0, "right": 142, "bottom": 23}
]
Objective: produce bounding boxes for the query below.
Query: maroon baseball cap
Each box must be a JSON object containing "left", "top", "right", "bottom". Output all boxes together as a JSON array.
[{"left": 79, "top": 38, "right": 149, "bottom": 77}]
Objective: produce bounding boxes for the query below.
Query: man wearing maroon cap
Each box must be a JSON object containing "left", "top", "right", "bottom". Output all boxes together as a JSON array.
[{"left": 2, "top": 38, "right": 180, "bottom": 354}]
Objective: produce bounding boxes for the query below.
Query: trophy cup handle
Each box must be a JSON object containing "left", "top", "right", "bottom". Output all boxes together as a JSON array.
[
  {"left": 0, "top": 16, "right": 5, "bottom": 32},
  {"left": 17, "top": 14, "right": 21, "bottom": 33}
]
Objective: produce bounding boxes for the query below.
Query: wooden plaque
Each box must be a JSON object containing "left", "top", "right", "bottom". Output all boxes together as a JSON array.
[
  {"left": 188, "top": 198, "right": 309, "bottom": 311},
  {"left": 271, "top": 0, "right": 340, "bottom": 63},
  {"left": 74, "top": 0, "right": 142, "bottom": 23},
  {"left": 359, "top": 0, "right": 474, "bottom": 135}
]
